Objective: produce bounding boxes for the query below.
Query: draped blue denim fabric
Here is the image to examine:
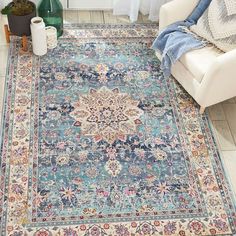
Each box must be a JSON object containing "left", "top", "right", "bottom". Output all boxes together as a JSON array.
[{"left": 152, "top": 0, "right": 212, "bottom": 77}]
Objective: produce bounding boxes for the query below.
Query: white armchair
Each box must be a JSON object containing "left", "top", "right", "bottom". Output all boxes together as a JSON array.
[{"left": 157, "top": 0, "right": 236, "bottom": 113}]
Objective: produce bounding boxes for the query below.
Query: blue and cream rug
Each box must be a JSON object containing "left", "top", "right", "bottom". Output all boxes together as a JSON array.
[{"left": 0, "top": 24, "right": 236, "bottom": 235}]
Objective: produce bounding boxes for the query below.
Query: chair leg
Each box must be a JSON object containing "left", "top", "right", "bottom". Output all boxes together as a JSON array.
[
  {"left": 4, "top": 24, "right": 10, "bottom": 43},
  {"left": 21, "top": 35, "right": 28, "bottom": 52},
  {"left": 200, "top": 106, "right": 205, "bottom": 114},
  {"left": 4, "top": 25, "right": 28, "bottom": 52}
]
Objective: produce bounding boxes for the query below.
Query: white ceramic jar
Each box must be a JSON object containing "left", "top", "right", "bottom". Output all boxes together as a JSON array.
[
  {"left": 45, "top": 26, "right": 58, "bottom": 49},
  {"left": 30, "top": 17, "right": 47, "bottom": 56}
]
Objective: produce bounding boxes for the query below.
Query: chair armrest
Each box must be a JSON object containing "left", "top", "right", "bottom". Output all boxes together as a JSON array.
[
  {"left": 196, "top": 49, "right": 236, "bottom": 107},
  {"left": 159, "top": 0, "right": 200, "bottom": 31}
]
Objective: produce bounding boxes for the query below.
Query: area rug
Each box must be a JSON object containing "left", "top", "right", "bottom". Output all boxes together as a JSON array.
[{"left": 0, "top": 24, "right": 236, "bottom": 236}]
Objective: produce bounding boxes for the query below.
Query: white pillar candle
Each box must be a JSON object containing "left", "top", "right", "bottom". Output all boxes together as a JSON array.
[
  {"left": 30, "top": 17, "right": 47, "bottom": 56},
  {"left": 46, "top": 26, "right": 58, "bottom": 49}
]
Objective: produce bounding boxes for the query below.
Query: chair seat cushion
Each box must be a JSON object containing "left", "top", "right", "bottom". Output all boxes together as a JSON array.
[{"left": 179, "top": 46, "right": 223, "bottom": 83}]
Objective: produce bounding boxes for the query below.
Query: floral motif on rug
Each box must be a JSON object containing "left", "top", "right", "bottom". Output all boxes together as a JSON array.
[
  {"left": 0, "top": 24, "right": 235, "bottom": 235},
  {"left": 70, "top": 86, "right": 143, "bottom": 144}
]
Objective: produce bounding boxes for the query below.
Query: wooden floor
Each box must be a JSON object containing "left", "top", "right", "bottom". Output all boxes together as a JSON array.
[
  {"left": 63, "top": 10, "right": 152, "bottom": 24},
  {"left": 0, "top": 11, "right": 236, "bottom": 195}
]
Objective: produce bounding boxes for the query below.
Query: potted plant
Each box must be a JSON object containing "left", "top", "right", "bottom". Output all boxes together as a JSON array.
[{"left": 1, "top": 0, "right": 36, "bottom": 36}]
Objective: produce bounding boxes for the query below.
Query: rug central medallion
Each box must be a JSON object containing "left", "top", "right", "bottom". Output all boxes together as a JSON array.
[{"left": 70, "top": 86, "right": 143, "bottom": 144}]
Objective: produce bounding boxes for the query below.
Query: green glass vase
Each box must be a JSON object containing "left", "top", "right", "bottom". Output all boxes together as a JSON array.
[{"left": 38, "top": 0, "right": 63, "bottom": 37}]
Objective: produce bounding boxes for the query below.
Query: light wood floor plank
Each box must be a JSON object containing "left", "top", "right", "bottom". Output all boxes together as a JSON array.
[
  {"left": 136, "top": 13, "right": 145, "bottom": 23},
  {"left": 141, "top": 14, "right": 152, "bottom": 23},
  {"left": 116, "top": 15, "right": 130, "bottom": 24},
  {"left": 212, "top": 120, "right": 236, "bottom": 151},
  {"left": 222, "top": 98, "right": 236, "bottom": 104},
  {"left": 222, "top": 151, "right": 236, "bottom": 195},
  {"left": 90, "top": 11, "right": 104, "bottom": 24},
  {"left": 208, "top": 103, "right": 226, "bottom": 121},
  {"left": 0, "top": 15, "right": 8, "bottom": 46},
  {"left": 223, "top": 104, "right": 236, "bottom": 145},
  {"left": 0, "top": 45, "right": 9, "bottom": 77},
  {"left": 0, "top": 76, "right": 6, "bottom": 123},
  {"left": 78, "top": 11, "right": 91, "bottom": 23},
  {"left": 65, "top": 10, "right": 78, "bottom": 24},
  {"left": 104, "top": 11, "right": 118, "bottom": 24}
]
